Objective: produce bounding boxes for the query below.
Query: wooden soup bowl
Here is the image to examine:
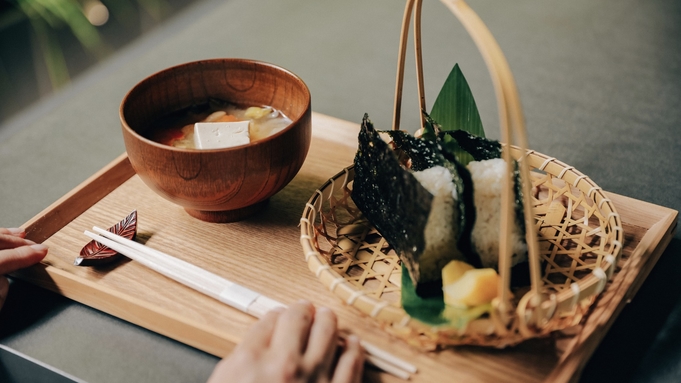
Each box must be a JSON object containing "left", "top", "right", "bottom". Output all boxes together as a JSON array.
[{"left": 120, "top": 59, "right": 312, "bottom": 222}]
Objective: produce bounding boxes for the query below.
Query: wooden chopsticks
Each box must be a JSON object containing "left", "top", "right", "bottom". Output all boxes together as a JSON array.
[{"left": 84, "top": 228, "right": 417, "bottom": 380}]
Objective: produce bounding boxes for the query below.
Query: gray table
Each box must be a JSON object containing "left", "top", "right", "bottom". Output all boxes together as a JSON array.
[{"left": 1, "top": 0, "right": 679, "bottom": 382}]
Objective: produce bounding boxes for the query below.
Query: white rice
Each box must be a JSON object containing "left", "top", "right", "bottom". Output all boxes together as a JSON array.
[
  {"left": 412, "top": 166, "right": 460, "bottom": 279},
  {"left": 467, "top": 158, "right": 527, "bottom": 268}
]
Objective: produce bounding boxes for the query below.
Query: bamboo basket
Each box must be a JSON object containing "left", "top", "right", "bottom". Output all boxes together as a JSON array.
[{"left": 299, "top": 0, "right": 623, "bottom": 349}]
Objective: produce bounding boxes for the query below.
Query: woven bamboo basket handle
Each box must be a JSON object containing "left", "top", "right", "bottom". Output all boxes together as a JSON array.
[{"left": 391, "top": 0, "right": 548, "bottom": 331}]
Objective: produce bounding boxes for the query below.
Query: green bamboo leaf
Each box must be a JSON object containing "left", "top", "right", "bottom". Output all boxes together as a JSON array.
[
  {"left": 430, "top": 63, "right": 484, "bottom": 136},
  {"left": 401, "top": 64, "right": 491, "bottom": 328},
  {"left": 401, "top": 265, "right": 491, "bottom": 328},
  {"left": 429, "top": 63, "right": 485, "bottom": 165},
  {"left": 400, "top": 264, "right": 448, "bottom": 325}
]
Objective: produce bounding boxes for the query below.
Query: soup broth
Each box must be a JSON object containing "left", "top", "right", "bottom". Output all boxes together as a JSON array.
[{"left": 146, "top": 99, "right": 292, "bottom": 149}]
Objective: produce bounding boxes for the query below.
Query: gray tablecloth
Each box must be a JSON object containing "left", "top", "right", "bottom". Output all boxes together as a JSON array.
[{"left": 1, "top": 0, "right": 679, "bottom": 382}]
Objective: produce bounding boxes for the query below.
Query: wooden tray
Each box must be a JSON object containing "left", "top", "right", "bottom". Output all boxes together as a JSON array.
[{"left": 15, "top": 113, "right": 678, "bottom": 383}]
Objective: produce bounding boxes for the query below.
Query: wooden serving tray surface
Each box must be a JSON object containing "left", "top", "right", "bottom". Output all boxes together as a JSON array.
[{"left": 16, "top": 113, "right": 678, "bottom": 383}]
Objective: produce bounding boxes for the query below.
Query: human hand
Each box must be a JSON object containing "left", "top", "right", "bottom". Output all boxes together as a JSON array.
[
  {"left": 208, "top": 301, "right": 364, "bottom": 383},
  {"left": 0, "top": 228, "right": 49, "bottom": 310}
]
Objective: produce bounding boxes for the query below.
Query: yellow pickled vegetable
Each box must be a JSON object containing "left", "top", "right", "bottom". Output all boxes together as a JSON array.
[
  {"left": 441, "top": 260, "right": 474, "bottom": 286},
  {"left": 443, "top": 268, "right": 499, "bottom": 308},
  {"left": 244, "top": 106, "right": 272, "bottom": 119}
]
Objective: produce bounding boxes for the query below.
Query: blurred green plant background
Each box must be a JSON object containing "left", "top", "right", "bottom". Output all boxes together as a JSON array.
[{"left": 0, "top": 0, "right": 199, "bottom": 123}]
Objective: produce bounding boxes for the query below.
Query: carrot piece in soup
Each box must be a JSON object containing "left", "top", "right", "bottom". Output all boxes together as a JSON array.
[{"left": 157, "top": 128, "right": 185, "bottom": 146}]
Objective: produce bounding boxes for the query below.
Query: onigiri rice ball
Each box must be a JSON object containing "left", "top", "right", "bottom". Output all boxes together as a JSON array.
[{"left": 467, "top": 158, "right": 527, "bottom": 268}]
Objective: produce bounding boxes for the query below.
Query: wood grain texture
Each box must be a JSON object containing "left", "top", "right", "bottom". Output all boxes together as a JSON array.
[
  {"left": 120, "top": 59, "right": 312, "bottom": 222},
  {"left": 16, "top": 113, "right": 678, "bottom": 382},
  {"left": 21, "top": 153, "right": 135, "bottom": 243}
]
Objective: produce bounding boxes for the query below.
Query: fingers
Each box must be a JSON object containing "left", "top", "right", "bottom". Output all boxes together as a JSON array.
[
  {"left": 206, "top": 310, "right": 284, "bottom": 383},
  {"left": 238, "top": 307, "right": 284, "bottom": 353},
  {"left": 270, "top": 300, "right": 315, "bottom": 356},
  {"left": 331, "top": 335, "right": 364, "bottom": 383},
  {"left": 0, "top": 233, "right": 34, "bottom": 250},
  {"left": 0, "top": 276, "right": 8, "bottom": 312},
  {"left": 0, "top": 228, "right": 26, "bottom": 238},
  {"left": 302, "top": 307, "right": 338, "bottom": 377},
  {"left": 214, "top": 303, "right": 363, "bottom": 383},
  {"left": 0, "top": 243, "right": 48, "bottom": 275}
]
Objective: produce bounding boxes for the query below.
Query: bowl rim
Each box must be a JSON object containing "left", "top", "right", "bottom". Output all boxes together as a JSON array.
[{"left": 119, "top": 58, "right": 311, "bottom": 153}]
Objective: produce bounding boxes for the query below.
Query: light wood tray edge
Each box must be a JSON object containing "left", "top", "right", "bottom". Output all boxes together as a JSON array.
[
  {"left": 13, "top": 112, "right": 362, "bottom": 359},
  {"left": 23, "top": 153, "right": 134, "bottom": 243},
  {"left": 12, "top": 124, "right": 679, "bottom": 381},
  {"left": 15, "top": 263, "right": 239, "bottom": 357},
  {"left": 15, "top": 153, "right": 240, "bottom": 356},
  {"left": 550, "top": 197, "right": 678, "bottom": 383}
]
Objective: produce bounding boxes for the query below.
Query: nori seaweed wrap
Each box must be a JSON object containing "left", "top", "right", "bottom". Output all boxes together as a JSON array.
[
  {"left": 352, "top": 115, "right": 471, "bottom": 297},
  {"left": 352, "top": 114, "right": 528, "bottom": 297}
]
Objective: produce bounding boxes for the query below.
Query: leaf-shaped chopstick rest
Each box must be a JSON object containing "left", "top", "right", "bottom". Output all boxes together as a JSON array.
[{"left": 75, "top": 210, "right": 137, "bottom": 266}]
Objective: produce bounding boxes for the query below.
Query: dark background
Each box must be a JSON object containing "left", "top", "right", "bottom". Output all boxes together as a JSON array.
[{"left": 0, "top": 0, "right": 200, "bottom": 123}]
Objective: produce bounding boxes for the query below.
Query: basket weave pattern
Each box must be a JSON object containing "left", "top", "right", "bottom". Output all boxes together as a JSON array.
[
  {"left": 300, "top": 0, "right": 623, "bottom": 348},
  {"left": 300, "top": 148, "right": 622, "bottom": 349}
]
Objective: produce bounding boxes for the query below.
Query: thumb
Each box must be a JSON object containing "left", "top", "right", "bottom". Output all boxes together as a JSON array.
[{"left": 0, "top": 276, "right": 8, "bottom": 312}]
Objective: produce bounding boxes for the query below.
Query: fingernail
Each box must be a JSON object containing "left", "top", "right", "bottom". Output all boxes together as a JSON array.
[
  {"left": 346, "top": 335, "right": 360, "bottom": 349},
  {"left": 24, "top": 239, "right": 36, "bottom": 245},
  {"left": 317, "top": 306, "right": 331, "bottom": 313},
  {"left": 296, "top": 299, "right": 314, "bottom": 314},
  {"left": 30, "top": 244, "right": 48, "bottom": 252},
  {"left": 7, "top": 228, "right": 24, "bottom": 235},
  {"left": 271, "top": 306, "right": 286, "bottom": 313}
]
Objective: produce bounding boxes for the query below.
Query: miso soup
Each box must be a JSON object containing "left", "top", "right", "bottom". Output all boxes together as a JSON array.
[{"left": 145, "top": 99, "right": 292, "bottom": 149}]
